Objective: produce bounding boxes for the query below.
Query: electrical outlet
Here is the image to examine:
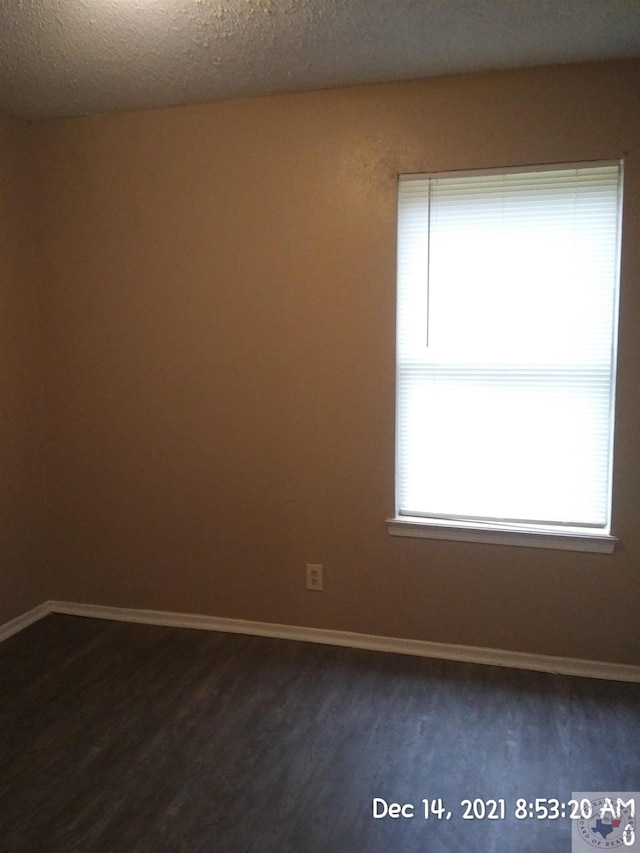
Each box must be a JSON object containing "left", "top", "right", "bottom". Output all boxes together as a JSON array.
[{"left": 306, "top": 563, "right": 323, "bottom": 591}]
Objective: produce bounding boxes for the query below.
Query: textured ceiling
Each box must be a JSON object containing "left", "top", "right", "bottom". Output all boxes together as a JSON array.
[{"left": 1, "top": 0, "right": 640, "bottom": 119}]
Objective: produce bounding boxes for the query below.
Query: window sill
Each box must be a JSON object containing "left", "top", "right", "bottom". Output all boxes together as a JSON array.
[{"left": 386, "top": 517, "right": 617, "bottom": 554}]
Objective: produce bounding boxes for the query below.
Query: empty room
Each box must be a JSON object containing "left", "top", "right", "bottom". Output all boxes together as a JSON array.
[{"left": 1, "top": 1, "right": 639, "bottom": 851}]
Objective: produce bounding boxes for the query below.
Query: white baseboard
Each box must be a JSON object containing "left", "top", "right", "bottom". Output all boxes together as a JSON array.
[
  {"left": 1, "top": 599, "right": 638, "bottom": 683},
  {"left": 40, "top": 599, "right": 640, "bottom": 684},
  {"left": 0, "top": 602, "right": 51, "bottom": 642}
]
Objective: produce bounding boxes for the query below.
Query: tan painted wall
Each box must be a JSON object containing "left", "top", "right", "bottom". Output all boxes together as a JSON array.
[
  {"left": 33, "top": 60, "right": 640, "bottom": 663},
  {"left": 0, "top": 114, "right": 48, "bottom": 623}
]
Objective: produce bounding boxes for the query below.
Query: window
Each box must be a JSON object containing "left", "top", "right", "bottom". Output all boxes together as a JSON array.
[{"left": 388, "top": 162, "right": 622, "bottom": 553}]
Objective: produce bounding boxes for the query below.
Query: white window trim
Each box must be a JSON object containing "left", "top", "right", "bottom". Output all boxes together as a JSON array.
[
  {"left": 386, "top": 516, "right": 617, "bottom": 554},
  {"left": 390, "top": 160, "right": 623, "bottom": 555}
]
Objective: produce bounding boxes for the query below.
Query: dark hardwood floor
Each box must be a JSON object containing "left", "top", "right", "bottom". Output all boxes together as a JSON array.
[{"left": 0, "top": 614, "right": 638, "bottom": 852}]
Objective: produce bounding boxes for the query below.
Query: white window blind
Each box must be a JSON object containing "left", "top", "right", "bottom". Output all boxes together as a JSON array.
[{"left": 396, "top": 163, "right": 622, "bottom": 535}]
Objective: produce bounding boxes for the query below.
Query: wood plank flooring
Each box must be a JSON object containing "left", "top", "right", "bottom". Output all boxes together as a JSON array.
[{"left": 1, "top": 614, "right": 639, "bottom": 852}]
